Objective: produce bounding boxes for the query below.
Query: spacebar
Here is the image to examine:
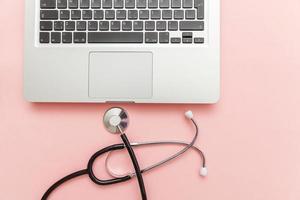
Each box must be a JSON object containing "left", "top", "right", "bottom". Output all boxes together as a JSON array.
[{"left": 88, "top": 32, "right": 143, "bottom": 43}]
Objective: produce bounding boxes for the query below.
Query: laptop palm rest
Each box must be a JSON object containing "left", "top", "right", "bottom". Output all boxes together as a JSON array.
[{"left": 89, "top": 52, "right": 153, "bottom": 99}]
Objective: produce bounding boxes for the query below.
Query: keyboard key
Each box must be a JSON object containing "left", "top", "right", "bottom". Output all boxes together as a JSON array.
[
  {"left": 40, "top": 0, "right": 56, "bottom": 9},
  {"left": 41, "top": 10, "right": 58, "bottom": 20},
  {"left": 151, "top": 10, "right": 161, "bottom": 19},
  {"left": 88, "top": 32, "right": 143, "bottom": 43},
  {"left": 103, "top": 0, "right": 112, "bottom": 8},
  {"left": 139, "top": 10, "right": 149, "bottom": 19},
  {"left": 51, "top": 32, "right": 61, "bottom": 43},
  {"left": 137, "top": 0, "right": 147, "bottom": 8},
  {"left": 57, "top": 0, "right": 68, "bottom": 8},
  {"left": 162, "top": 10, "right": 172, "bottom": 19},
  {"left": 145, "top": 32, "right": 158, "bottom": 43},
  {"left": 182, "top": 32, "right": 192, "bottom": 38},
  {"left": 145, "top": 21, "right": 155, "bottom": 30},
  {"left": 105, "top": 10, "right": 115, "bottom": 19},
  {"left": 183, "top": 38, "right": 192, "bottom": 43},
  {"left": 82, "top": 10, "right": 92, "bottom": 19},
  {"left": 171, "top": 0, "right": 181, "bottom": 8},
  {"left": 114, "top": 0, "right": 124, "bottom": 8},
  {"left": 128, "top": 10, "right": 138, "bottom": 19},
  {"left": 99, "top": 21, "right": 109, "bottom": 30},
  {"left": 40, "top": 32, "right": 50, "bottom": 43},
  {"left": 156, "top": 21, "right": 166, "bottom": 30},
  {"left": 116, "top": 10, "right": 126, "bottom": 19},
  {"left": 133, "top": 21, "right": 143, "bottom": 30},
  {"left": 94, "top": 10, "right": 104, "bottom": 19},
  {"left": 194, "top": 0, "right": 204, "bottom": 19},
  {"left": 122, "top": 21, "right": 132, "bottom": 30},
  {"left": 62, "top": 32, "right": 72, "bottom": 43},
  {"left": 54, "top": 21, "right": 64, "bottom": 30},
  {"left": 65, "top": 21, "right": 75, "bottom": 30},
  {"left": 60, "top": 10, "right": 70, "bottom": 20},
  {"left": 88, "top": 21, "right": 98, "bottom": 30},
  {"left": 183, "top": 0, "right": 192, "bottom": 8},
  {"left": 171, "top": 37, "right": 181, "bottom": 43},
  {"left": 77, "top": 21, "right": 87, "bottom": 30},
  {"left": 194, "top": 37, "right": 204, "bottom": 43},
  {"left": 174, "top": 10, "right": 184, "bottom": 19},
  {"left": 159, "top": 32, "right": 169, "bottom": 43},
  {"left": 125, "top": 0, "right": 135, "bottom": 8},
  {"left": 111, "top": 21, "right": 121, "bottom": 30},
  {"left": 185, "top": 10, "right": 195, "bottom": 19},
  {"left": 80, "top": 0, "right": 90, "bottom": 8},
  {"left": 168, "top": 21, "right": 178, "bottom": 30},
  {"left": 159, "top": 0, "right": 169, "bottom": 8},
  {"left": 71, "top": 10, "right": 81, "bottom": 20},
  {"left": 91, "top": 0, "right": 102, "bottom": 8},
  {"left": 179, "top": 21, "right": 204, "bottom": 30},
  {"left": 40, "top": 21, "right": 53, "bottom": 30},
  {"left": 149, "top": 0, "right": 158, "bottom": 8},
  {"left": 69, "top": 0, "right": 78, "bottom": 8},
  {"left": 74, "top": 32, "right": 86, "bottom": 43}
]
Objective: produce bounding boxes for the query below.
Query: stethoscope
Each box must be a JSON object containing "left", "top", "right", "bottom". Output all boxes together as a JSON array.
[{"left": 42, "top": 107, "right": 207, "bottom": 200}]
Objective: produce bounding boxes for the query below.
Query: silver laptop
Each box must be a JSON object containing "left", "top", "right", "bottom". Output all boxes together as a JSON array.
[{"left": 24, "top": 0, "right": 220, "bottom": 103}]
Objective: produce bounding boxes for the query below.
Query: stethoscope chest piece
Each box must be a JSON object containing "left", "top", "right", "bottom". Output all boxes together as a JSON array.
[{"left": 103, "top": 107, "right": 129, "bottom": 134}]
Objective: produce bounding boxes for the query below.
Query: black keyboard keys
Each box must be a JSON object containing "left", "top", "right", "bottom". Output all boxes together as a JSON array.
[
  {"left": 179, "top": 21, "right": 204, "bottom": 31},
  {"left": 91, "top": 0, "right": 102, "bottom": 8},
  {"left": 40, "top": 0, "right": 56, "bottom": 9},
  {"left": 65, "top": 21, "right": 75, "bottom": 30},
  {"left": 62, "top": 32, "right": 72, "bottom": 43},
  {"left": 160, "top": 0, "right": 169, "bottom": 8},
  {"left": 54, "top": 21, "right": 64, "bottom": 30},
  {"left": 69, "top": 0, "right": 78, "bottom": 8},
  {"left": 103, "top": 0, "right": 112, "bottom": 8},
  {"left": 88, "top": 32, "right": 143, "bottom": 43},
  {"left": 137, "top": 0, "right": 147, "bottom": 8},
  {"left": 83, "top": 10, "right": 93, "bottom": 19},
  {"left": 41, "top": 10, "right": 58, "bottom": 20},
  {"left": 133, "top": 21, "right": 143, "bottom": 31},
  {"left": 74, "top": 32, "right": 86, "bottom": 43},
  {"left": 57, "top": 0, "right": 67, "bottom": 8},
  {"left": 40, "top": 21, "right": 53, "bottom": 31},
  {"left": 183, "top": 0, "right": 192, "bottom": 8},
  {"left": 71, "top": 10, "right": 81, "bottom": 19},
  {"left": 40, "top": 32, "right": 50, "bottom": 43},
  {"left": 111, "top": 21, "right": 121, "bottom": 31},
  {"left": 51, "top": 32, "right": 61, "bottom": 43},
  {"left": 60, "top": 10, "right": 70, "bottom": 20},
  {"left": 77, "top": 21, "right": 87, "bottom": 30},
  {"left": 145, "top": 32, "right": 158, "bottom": 43},
  {"left": 88, "top": 21, "right": 98, "bottom": 30},
  {"left": 159, "top": 32, "right": 169, "bottom": 43},
  {"left": 80, "top": 0, "right": 90, "bottom": 8},
  {"left": 194, "top": 0, "right": 204, "bottom": 19}
]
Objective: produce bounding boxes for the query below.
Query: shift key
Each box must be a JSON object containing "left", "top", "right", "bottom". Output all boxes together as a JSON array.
[{"left": 179, "top": 21, "right": 204, "bottom": 31}]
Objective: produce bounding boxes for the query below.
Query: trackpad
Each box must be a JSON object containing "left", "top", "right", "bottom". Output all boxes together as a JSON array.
[{"left": 89, "top": 52, "right": 153, "bottom": 99}]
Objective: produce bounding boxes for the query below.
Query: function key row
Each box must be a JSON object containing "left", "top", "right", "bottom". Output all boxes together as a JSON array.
[
  {"left": 41, "top": 0, "right": 204, "bottom": 10},
  {"left": 41, "top": 9, "right": 203, "bottom": 20},
  {"left": 40, "top": 20, "right": 204, "bottom": 31},
  {"left": 40, "top": 31, "right": 204, "bottom": 44}
]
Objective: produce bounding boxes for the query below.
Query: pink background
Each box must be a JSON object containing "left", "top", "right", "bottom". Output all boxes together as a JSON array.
[{"left": 1, "top": 0, "right": 300, "bottom": 199}]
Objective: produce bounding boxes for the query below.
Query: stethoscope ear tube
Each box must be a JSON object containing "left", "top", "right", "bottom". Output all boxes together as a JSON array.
[{"left": 121, "top": 133, "right": 147, "bottom": 200}]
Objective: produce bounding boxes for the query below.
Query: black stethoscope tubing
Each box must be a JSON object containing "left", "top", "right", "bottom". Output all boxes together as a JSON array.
[{"left": 42, "top": 136, "right": 146, "bottom": 200}]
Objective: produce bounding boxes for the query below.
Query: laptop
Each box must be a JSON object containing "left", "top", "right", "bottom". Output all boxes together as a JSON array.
[{"left": 24, "top": 0, "right": 220, "bottom": 103}]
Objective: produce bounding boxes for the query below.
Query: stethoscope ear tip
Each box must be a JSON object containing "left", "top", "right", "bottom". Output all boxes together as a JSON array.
[
  {"left": 200, "top": 167, "right": 208, "bottom": 177},
  {"left": 185, "top": 110, "right": 194, "bottom": 119}
]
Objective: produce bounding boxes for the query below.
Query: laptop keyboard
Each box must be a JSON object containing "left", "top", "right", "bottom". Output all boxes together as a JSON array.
[{"left": 39, "top": 0, "right": 205, "bottom": 44}]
